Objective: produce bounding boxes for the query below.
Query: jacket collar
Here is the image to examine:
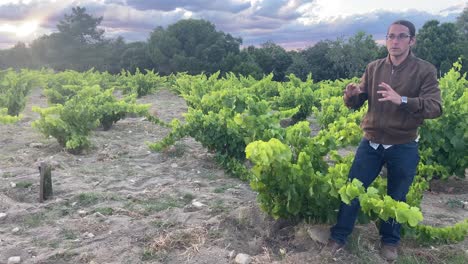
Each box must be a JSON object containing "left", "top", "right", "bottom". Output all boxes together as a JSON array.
[{"left": 385, "top": 50, "right": 415, "bottom": 70}]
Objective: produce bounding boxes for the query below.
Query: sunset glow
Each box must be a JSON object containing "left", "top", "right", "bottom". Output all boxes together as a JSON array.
[{"left": 0, "top": 20, "right": 39, "bottom": 37}]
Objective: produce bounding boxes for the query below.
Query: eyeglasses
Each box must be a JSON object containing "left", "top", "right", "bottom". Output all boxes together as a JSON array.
[{"left": 386, "top": 33, "right": 412, "bottom": 41}]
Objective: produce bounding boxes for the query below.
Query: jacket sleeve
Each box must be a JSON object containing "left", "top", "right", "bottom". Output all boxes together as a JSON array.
[
  {"left": 401, "top": 65, "right": 442, "bottom": 119},
  {"left": 344, "top": 66, "right": 369, "bottom": 110}
]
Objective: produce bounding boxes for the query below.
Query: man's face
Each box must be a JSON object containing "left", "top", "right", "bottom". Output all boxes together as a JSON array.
[{"left": 386, "top": 24, "right": 414, "bottom": 58}]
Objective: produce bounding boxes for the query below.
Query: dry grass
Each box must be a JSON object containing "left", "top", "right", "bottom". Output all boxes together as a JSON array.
[
  {"left": 146, "top": 226, "right": 208, "bottom": 260},
  {"left": 251, "top": 246, "right": 274, "bottom": 263}
]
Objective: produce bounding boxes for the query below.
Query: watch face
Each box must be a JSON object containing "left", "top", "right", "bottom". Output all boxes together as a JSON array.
[{"left": 402, "top": 96, "right": 408, "bottom": 103}]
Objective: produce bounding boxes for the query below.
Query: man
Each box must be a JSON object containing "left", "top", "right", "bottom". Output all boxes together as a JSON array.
[{"left": 325, "top": 20, "right": 442, "bottom": 261}]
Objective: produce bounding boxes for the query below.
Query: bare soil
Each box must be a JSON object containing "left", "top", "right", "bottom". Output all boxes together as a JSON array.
[{"left": 0, "top": 88, "right": 467, "bottom": 264}]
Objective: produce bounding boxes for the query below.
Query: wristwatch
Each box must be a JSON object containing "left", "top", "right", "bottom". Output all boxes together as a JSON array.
[{"left": 401, "top": 96, "right": 408, "bottom": 105}]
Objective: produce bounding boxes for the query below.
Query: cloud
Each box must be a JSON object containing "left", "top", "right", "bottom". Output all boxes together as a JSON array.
[
  {"left": 237, "top": 9, "right": 462, "bottom": 49},
  {"left": 0, "top": 2, "right": 37, "bottom": 21},
  {"left": 100, "top": 4, "right": 189, "bottom": 31},
  {"left": 124, "top": 0, "right": 251, "bottom": 13},
  {"left": 193, "top": 10, "right": 284, "bottom": 32},
  {"left": 183, "top": 1, "right": 312, "bottom": 43},
  {"left": 251, "top": 0, "right": 308, "bottom": 20},
  {"left": 440, "top": 3, "right": 467, "bottom": 14}
]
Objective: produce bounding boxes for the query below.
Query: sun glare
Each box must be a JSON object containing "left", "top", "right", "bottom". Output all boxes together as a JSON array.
[
  {"left": 0, "top": 20, "right": 39, "bottom": 37},
  {"left": 17, "top": 21, "right": 39, "bottom": 37}
]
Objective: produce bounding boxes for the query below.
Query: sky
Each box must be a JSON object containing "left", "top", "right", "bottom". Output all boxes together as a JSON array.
[{"left": 0, "top": 0, "right": 466, "bottom": 50}]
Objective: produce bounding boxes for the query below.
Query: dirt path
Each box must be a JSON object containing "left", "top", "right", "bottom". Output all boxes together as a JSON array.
[{"left": 0, "top": 88, "right": 466, "bottom": 264}]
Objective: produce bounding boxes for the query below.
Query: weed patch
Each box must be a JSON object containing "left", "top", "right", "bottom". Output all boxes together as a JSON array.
[
  {"left": 93, "top": 207, "right": 114, "bottom": 215},
  {"left": 213, "top": 183, "right": 237, "bottom": 193},
  {"left": 15, "top": 181, "right": 33, "bottom": 188}
]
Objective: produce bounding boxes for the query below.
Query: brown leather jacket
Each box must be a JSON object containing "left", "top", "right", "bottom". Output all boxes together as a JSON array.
[{"left": 345, "top": 52, "right": 442, "bottom": 144}]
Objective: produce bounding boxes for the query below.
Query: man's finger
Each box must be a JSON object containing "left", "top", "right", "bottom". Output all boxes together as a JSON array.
[
  {"left": 378, "top": 82, "right": 393, "bottom": 91},
  {"left": 378, "top": 83, "right": 388, "bottom": 89},
  {"left": 346, "top": 83, "right": 356, "bottom": 90}
]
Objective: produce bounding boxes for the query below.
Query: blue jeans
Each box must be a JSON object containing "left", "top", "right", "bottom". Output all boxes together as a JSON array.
[{"left": 330, "top": 138, "right": 419, "bottom": 245}]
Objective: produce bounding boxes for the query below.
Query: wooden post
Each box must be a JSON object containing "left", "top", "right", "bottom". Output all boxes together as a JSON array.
[{"left": 39, "top": 162, "right": 52, "bottom": 202}]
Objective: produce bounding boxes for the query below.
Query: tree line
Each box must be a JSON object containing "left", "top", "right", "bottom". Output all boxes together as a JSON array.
[{"left": 1, "top": 6, "right": 467, "bottom": 81}]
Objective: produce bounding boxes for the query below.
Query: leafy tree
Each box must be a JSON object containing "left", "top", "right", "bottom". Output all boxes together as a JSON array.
[
  {"left": 456, "top": 7, "right": 468, "bottom": 74},
  {"left": 28, "top": 6, "right": 106, "bottom": 71},
  {"left": 248, "top": 42, "right": 292, "bottom": 81},
  {"left": 119, "top": 41, "right": 154, "bottom": 74},
  {"left": 327, "top": 31, "right": 379, "bottom": 79},
  {"left": 413, "top": 20, "right": 462, "bottom": 76},
  {"left": 148, "top": 19, "right": 241, "bottom": 75},
  {"left": 99, "top": 36, "right": 128, "bottom": 73},
  {"left": 376, "top": 45, "right": 388, "bottom": 59},
  {"left": 29, "top": 33, "right": 76, "bottom": 70},
  {"left": 222, "top": 50, "right": 263, "bottom": 79},
  {"left": 56, "top": 6, "right": 104, "bottom": 44},
  {"left": 302, "top": 41, "right": 335, "bottom": 81},
  {"left": 147, "top": 26, "right": 180, "bottom": 74},
  {"left": 456, "top": 6, "right": 468, "bottom": 37},
  {"left": 0, "top": 50, "right": 6, "bottom": 68},
  {"left": 286, "top": 50, "right": 310, "bottom": 81},
  {"left": 0, "top": 42, "right": 32, "bottom": 69}
]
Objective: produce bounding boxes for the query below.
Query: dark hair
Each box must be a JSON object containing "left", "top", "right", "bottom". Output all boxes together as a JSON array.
[{"left": 390, "top": 20, "right": 416, "bottom": 37}]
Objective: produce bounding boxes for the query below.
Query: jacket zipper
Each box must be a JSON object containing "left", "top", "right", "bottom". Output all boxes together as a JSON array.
[
  {"left": 390, "top": 65, "right": 394, "bottom": 84},
  {"left": 380, "top": 65, "right": 395, "bottom": 143}
]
